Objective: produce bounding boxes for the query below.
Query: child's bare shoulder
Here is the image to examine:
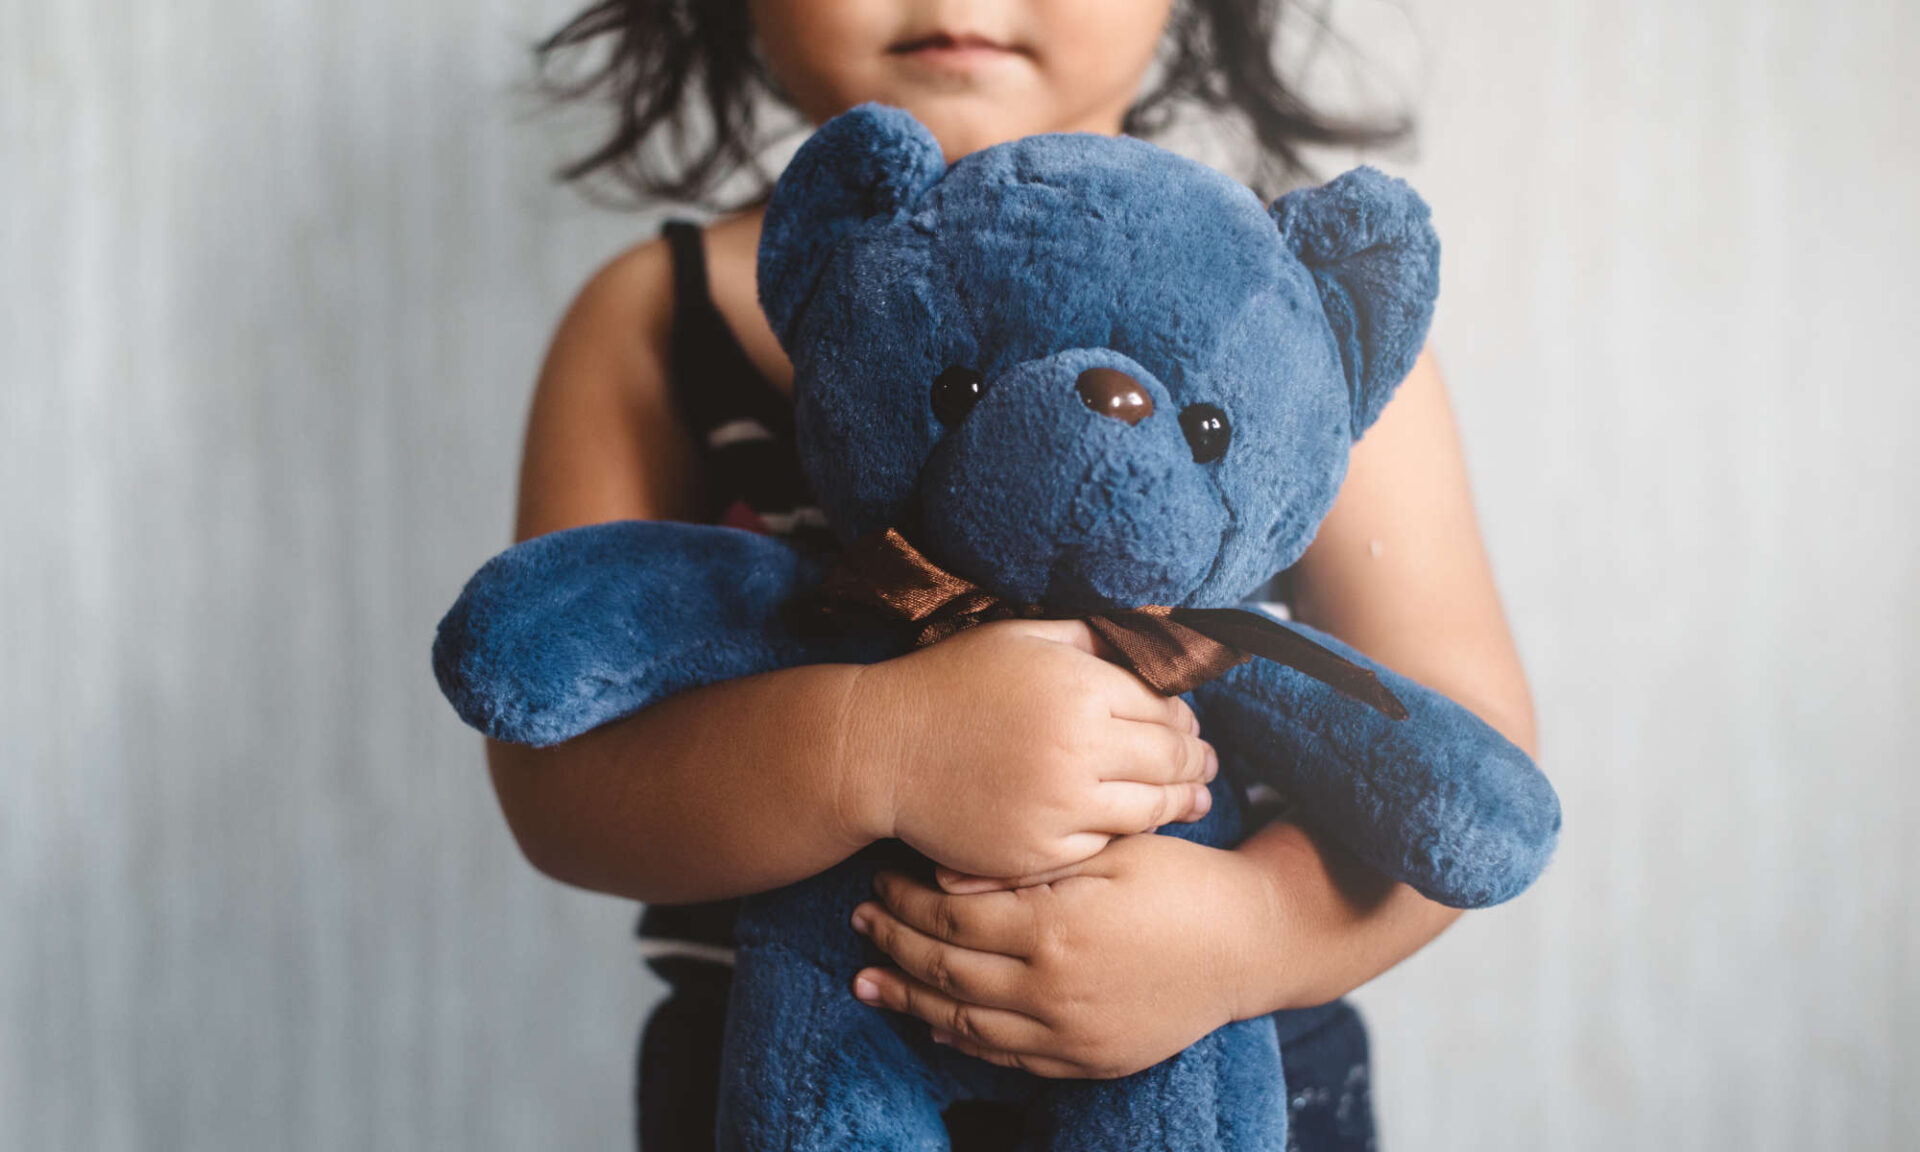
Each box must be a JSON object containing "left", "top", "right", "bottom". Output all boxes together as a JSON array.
[
  {"left": 550, "top": 208, "right": 785, "bottom": 392},
  {"left": 550, "top": 235, "right": 677, "bottom": 380},
  {"left": 518, "top": 235, "right": 688, "bottom": 535}
]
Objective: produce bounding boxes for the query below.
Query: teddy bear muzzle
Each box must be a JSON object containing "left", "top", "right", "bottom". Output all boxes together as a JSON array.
[{"left": 916, "top": 348, "right": 1229, "bottom": 611}]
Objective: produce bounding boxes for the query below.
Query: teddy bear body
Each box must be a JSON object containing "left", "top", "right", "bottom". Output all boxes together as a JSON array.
[{"left": 434, "top": 106, "right": 1561, "bottom": 1151}]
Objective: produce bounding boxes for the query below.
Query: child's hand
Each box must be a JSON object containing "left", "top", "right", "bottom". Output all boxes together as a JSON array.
[
  {"left": 843, "top": 619, "right": 1217, "bottom": 881},
  {"left": 846, "top": 834, "right": 1278, "bottom": 1080}
]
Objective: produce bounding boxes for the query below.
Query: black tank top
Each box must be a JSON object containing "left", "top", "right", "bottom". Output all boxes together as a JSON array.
[{"left": 659, "top": 219, "right": 836, "bottom": 549}]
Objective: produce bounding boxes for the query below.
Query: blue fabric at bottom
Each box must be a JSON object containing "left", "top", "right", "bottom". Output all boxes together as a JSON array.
[
  {"left": 1275, "top": 1001, "right": 1375, "bottom": 1152},
  {"left": 636, "top": 977, "right": 1377, "bottom": 1152}
]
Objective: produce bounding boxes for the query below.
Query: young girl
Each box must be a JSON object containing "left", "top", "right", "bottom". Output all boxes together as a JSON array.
[{"left": 491, "top": 2, "right": 1539, "bottom": 1148}]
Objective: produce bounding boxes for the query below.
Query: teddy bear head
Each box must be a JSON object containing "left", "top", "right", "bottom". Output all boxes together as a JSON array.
[{"left": 758, "top": 104, "right": 1439, "bottom": 612}]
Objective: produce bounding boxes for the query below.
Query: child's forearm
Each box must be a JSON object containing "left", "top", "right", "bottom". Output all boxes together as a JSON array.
[
  {"left": 486, "top": 618, "right": 1216, "bottom": 907},
  {"left": 486, "top": 661, "right": 886, "bottom": 905}
]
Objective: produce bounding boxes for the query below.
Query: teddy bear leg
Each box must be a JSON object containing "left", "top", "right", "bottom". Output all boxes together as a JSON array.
[
  {"left": 718, "top": 942, "right": 955, "bottom": 1152},
  {"left": 1035, "top": 1017, "right": 1288, "bottom": 1152}
]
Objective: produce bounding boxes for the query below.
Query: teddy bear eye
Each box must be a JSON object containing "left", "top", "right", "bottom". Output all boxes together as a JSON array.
[
  {"left": 931, "top": 366, "right": 987, "bottom": 426},
  {"left": 1179, "top": 404, "right": 1231, "bottom": 463}
]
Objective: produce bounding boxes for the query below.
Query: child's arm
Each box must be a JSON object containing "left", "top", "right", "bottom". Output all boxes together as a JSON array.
[
  {"left": 481, "top": 238, "right": 1213, "bottom": 903},
  {"left": 848, "top": 350, "right": 1544, "bottom": 1078}
]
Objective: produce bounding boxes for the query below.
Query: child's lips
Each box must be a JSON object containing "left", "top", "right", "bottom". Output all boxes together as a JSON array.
[{"left": 887, "top": 31, "right": 1030, "bottom": 69}]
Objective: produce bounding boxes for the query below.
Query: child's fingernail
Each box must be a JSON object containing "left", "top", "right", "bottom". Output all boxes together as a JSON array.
[
  {"left": 930, "top": 1029, "right": 954, "bottom": 1046},
  {"left": 1192, "top": 784, "right": 1212, "bottom": 815},
  {"left": 934, "top": 867, "right": 974, "bottom": 892},
  {"left": 1205, "top": 747, "right": 1219, "bottom": 781},
  {"left": 853, "top": 975, "right": 881, "bottom": 1004},
  {"left": 851, "top": 906, "right": 873, "bottom": 933}
]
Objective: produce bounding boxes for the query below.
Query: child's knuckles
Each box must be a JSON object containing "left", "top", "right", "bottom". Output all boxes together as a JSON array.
[
  {"left": 960, "top": 1039, "right": 1026, "bottom": 1074},
  {"left": 904, "top": 983, "right": 942, "bottom": 1024},
  {"left": 881, "top": 918, "right": 921, "bottom": 961},
  {"left": 945, "top": 1001, "right": 984, "bottom": 1042},
  {"left": 1140, "top": 725, "right": 1180, "bottom": 775},
  {"left": 934, "top": 898, "right": 966, "bottom": 943},
  {"left": 1149, "top": 786, "right": 1178, "bottom": 829},
  {"left": 1186, "top": 736, "right": 1213, "bottom": 781},
  {"left": 921, "top": 948, "right": 959, "bottom": 996},
  {"left": 1000, "top": 1050, "right": 1039, "bottom": 1075},
  {"left": 864, "top": 914, "right": 895, "bottom": 953},
  {"left": 879, "top": 976, "right": 909, "bottom": 1011}
]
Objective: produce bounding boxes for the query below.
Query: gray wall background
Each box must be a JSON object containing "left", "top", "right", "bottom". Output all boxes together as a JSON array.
[{"left": 4, "top": 0, "right": 1915, "bottom": 1148}]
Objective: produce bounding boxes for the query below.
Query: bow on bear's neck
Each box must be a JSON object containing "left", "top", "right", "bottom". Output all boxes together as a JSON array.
[{"left": 822, "top": 528, "right": 1408, "bottom": 717}]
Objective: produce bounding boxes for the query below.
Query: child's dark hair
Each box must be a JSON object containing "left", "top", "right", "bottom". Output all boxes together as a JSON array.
[{"left": 536, "top": 0, "right": 1411, "bottom": 207}]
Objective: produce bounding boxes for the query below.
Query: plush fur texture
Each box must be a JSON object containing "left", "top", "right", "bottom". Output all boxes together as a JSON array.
[
  {"left": 433, "top": 520, "right": 890, "bottom": 748},
  {"left": 432, "top": 103, "right": 1561, "bottom": 1150}
]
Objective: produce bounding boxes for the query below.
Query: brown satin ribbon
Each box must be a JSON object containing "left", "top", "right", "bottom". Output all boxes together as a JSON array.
[{"left": 820, "top": 528, "right": 1408, "bottom": 717}]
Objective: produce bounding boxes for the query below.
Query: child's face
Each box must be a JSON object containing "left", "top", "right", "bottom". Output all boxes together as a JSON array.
[{"left": 750, "top": 0, "right": 1175, "bottom": 160}]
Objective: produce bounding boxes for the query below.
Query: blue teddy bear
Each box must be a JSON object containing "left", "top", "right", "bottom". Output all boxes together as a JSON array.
[{"left": 434, "top": 104, "right": 1560, "bottom": 1151}]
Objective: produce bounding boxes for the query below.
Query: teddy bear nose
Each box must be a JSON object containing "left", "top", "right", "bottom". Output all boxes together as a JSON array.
[{"left": 1076, "top": 367, "right": 1154, "bottom": 425}]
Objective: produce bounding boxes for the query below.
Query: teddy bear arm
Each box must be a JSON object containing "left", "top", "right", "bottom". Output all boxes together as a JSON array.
[
  {"left": 432, "top": 520, "right": 861, "bottom": 748},
  {"left": 1193, "top": 622, "right": 1561, "bottom": 908}
]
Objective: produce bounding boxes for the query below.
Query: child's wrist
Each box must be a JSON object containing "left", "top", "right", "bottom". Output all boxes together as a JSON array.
[{"left": 828, "top": 661, "right": 913, "bottom": 847}]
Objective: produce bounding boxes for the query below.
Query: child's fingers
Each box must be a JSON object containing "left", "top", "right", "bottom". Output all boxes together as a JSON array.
[
  {"left": 850, "top": 966, "right": 1051, "bottom": 1056},
  {"left": 871, "top": 869, "right": 1037, "bottom": 957},
  {"left": 1095, "top": 780, "right": 1213, "bottom": 834},
  {"left": 1102, "top": 723, "right": 1215, "bottom": 785},
  {"left": 996, "top": 617, "right": 1102, "bottom": 655},
  {"left": 937, "top": 859, "right": 1095, "bottom": 892},
  {"left": 934, "top": 866, "right": 1007, "bottom": 894},
  {"left": 1096, "top": 724, "right": 1215, "bottom": 827},
  {"left": 850, "top": 901, "right": 1029, "bottom": 1011},
  {"left": 926, "top": 1031, "right": 1085, "bottom": 1080},
  {"left": 1100, "top": 671, "right": 1199, "bottom": 731}
]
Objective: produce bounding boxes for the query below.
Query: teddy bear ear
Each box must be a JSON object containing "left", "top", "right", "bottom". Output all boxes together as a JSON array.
[
  {"left": 1270, "top": 167, "right": 1440, "bottom": 439},
  {"left": 757, "top": 103, "right": 948, "bottom": 348}
]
